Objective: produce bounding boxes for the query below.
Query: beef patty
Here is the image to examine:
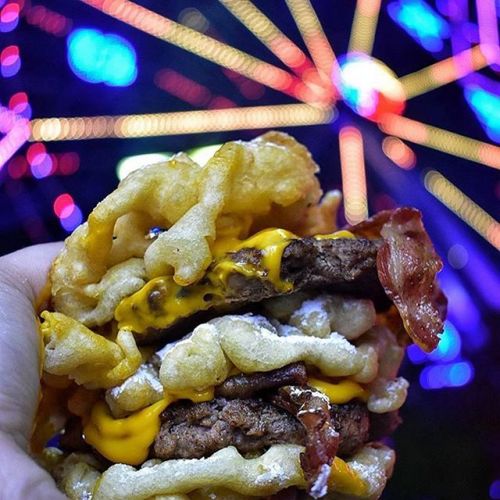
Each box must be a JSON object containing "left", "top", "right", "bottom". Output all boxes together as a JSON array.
[
  {"left": 143, "top": 237, "right": 387, "bottom": 343},
  {"left": 153, "top": 397, "right": 370, "bottom": 460}
]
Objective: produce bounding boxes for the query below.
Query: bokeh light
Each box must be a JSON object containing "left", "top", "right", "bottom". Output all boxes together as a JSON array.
[
  {"left": 0, "top": 2, "right": 20, "bottom": 32},
  {"left": 419, "top": 361, "right": 474, "bottom": 389},
  {"left": 464, "top": 85, "right": 500, "bottom": 144},
  {"left": 447, "top": 243, "right": 469, "bottom": 269},
  {"left": 67, "top": 28, "right": 137, "bottom": 86},
  {"left": 388, "top": 0, "right": 450, "bottom": 52},
  {"left": 53, "top": 193, "right": 75, "bottom": 218},
  {"left": 1, "top": 45, "right": 20, "bottom": 77},
  {"left": 27, "top": 142, "right": 54, "bottom": 178},
  {"left": 59, "top": 205, "right": 83, "bottom": 232},
  {"left": 408, "top": 321, "right": 462, "bottom": 364},
  {"left": 338, "top": 54, "right": 405, "bottom": 122}
]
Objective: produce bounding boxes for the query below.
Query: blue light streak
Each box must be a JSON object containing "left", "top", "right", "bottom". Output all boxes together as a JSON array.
[
  {"left": 387, "top": 0, "right": 450, "bottom": 52},
  {"left": 67, "top": 28, "right": 137, "bottom": 87},
  {"left": 419, "top": 361, "right": 474, "bottom": 389},
  {"left": 408, "top": 321, "right": 462, "bottom": 364},
  {"left": 464, "top": 85, "right": 500, "bottom": 143}
]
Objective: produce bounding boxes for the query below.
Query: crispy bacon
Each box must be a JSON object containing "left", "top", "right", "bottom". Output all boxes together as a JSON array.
[
  {"left": 273, "top": 386, "right": 339, "bottom": 498},
  {"left": 349, "top": 208, "right": 447, "bottom": 352}
]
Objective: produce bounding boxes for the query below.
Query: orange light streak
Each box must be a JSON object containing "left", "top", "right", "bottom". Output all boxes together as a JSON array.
[
  {"left": 30, "top": 104, "right": 335, "bottom": 141},
  {"left": 380, "top": 114, "right": 500, "bottom": 170},
  {"left": 339, "top": 126, "right": 368, "bottom": 224},
  {"left": 382, "top": 136, "right": 416, "bottom": 169},
  {"left": 348, "top": 0, "right": 382, "bottom": 55},
  {"left": 219, "top": 0, "right": 311, "bottom": 72},
  {"left": 425, "top": 171, "right": 500, "bottom": 249},
  {"left": 400, "top": 46, "right": 489, "bottom": 99},
  {"left": 285, "top": 0, "right": 338, "bottom": 82},
  {"left": 80, "top": 0, "right": 313, "bottom": 102}
]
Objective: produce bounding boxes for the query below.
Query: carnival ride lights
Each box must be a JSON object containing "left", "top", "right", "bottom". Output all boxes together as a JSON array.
[
  {"left": 337, "top": 54, "right": 406, "bottom": 121},
  {"left": 1, "top": 1, "right": 499, "bottom": 394},
  {"left": 67, "top": 28, "right": 137, "bottom": 86},
  {"left": 464, "top": 85, "right": 500, "bottom": 143},
  {"left": 388, "top": 0, "right": 450, "bottom": 52}
]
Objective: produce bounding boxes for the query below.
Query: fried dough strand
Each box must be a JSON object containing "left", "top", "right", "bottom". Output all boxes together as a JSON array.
[{"left": 50, "top": 132, "right": 321, "bottom": 327}]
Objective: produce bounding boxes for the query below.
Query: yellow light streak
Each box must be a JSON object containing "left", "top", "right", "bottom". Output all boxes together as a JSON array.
[
  {"left": 219, "top": 0, "right": 310, "bottom": 71},
  {"left": 285, "top": 0, "right": 338, "bottom": 81},
  {"left": 425, "top": 170, "right": 500, "bottom": 249},
  {"left": 339, "top": 126, "right": 368, "bottom": 224},
  {"left": 80, "top": 0, "right": 312, "bottom": 102},
  {"left": 379, "top": 114, "right": 500, "bottom": 170},
  {"left": 400, "top": 46, "right": 489, "bottom": 99},
  {"left": 30, "top": 104, "right": 335, "bottom": 141},
  {"left": 348, "top": 0, "right": 382, "bottom": 55}
]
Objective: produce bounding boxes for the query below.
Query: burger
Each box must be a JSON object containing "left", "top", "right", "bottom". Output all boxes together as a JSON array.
[{"left": 34, "top": 131, "right": 446, "bottom": 499}]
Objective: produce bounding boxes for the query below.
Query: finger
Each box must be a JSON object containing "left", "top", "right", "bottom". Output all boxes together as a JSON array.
[
  {"left": 0, "top": 433, "right": 66, "bottom": 500},
  {"left": 0, "top": 243, "right": 63, "bottom": 447},
  {"left": 1, "top": 242, "right": 64, "bottom": 300}
]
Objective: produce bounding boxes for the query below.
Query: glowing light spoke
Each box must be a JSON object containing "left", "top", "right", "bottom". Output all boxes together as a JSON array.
[
  {"left": 339, "top": 126, "right": 368, "bottom": 224},
  {"left": 218, "top": 0, "right": 312, "bottom": 74},
  {"left": 382, "top": 136, "right": 416, "bottom": 169},
  {"left": 380, "top": 114, "right": 500, "bottom": 170},
  {"left": 400, "top": 46, "right": 489, "bottom": 99},
  {"left": 80, "top": 0, "right": 312, "bottom": 102},
  {"left": 348, "top": 0, "right": 382, "bottom": 55},
  {"left": 0, "top": 119, "right": 30, "bottom": 169},
  {"left": 424, "top": 171, "right": 500, "bottom": 249},
  {"left": 475, "top": 0, "right": 499, "bottom": 65},
  {"left": 285, "top": 0, "right": 338, "bottom": 82},
  {"left": 30, "top": 104, "right": 334, "bottom": 141}
]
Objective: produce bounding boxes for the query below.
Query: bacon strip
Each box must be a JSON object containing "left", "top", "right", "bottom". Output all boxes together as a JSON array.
[
  {"left": 273, "top": 386, "right": 339, "bottom": 499},
  {"left": 349, "top": 208, "right": 447, "bottom": 352}
]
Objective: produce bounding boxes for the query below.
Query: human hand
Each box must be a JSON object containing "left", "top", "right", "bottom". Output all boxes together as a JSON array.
[{"left": 0, "top": 243, "right": 66, "bottom": 499}]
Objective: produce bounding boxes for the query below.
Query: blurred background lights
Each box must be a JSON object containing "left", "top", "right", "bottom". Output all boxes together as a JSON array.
[
  {"left": 178, "top": 7, "right": 210, "bottom": 33},
  {"left": 447, "top": 243, "right": 469, "bottom": 269},
  {"left": 0, "top": 1, "right": 20, "bottom": 32},
  {"left": 116, "top": 153, "right": 173, "bottom": 181},
  {"left": 26, "top": 142, "right": 53, "bottom": 178},
  {"left": 419, "top": 361, "right": 474, "bottom": 389},
  {"left": 408, "top": 321, "right": 462, "bottom": 364},
  {"left": 8, "top": 91, "right": 31, "bottom": 119},
  {"left": 464, "top": 85, "right": 500, "bottom": 144},
  {"left": 67, "top": 28, "right": 137, "bottom": 87},
  {"left": 382, "top": 136, "right": 416, "bottom": 169},
  {"left": 490, "top": 480, "right": 500, "bottom": 499},
  {"left": 338, "top": 54, "right": 405, "bottom": 122},
  {"left": 53, "top": 193, "right": 74, "bottom": 218},
  {"left": 60, "top": 205, "right": 82, "bottom": 232},
  {"left": 52, "top": 193, "right": 82, "bottom": 232},
  {"left": 387, "top": 0, "right": 450, "bottom": 52},
  {"left": 1, "top": 45, "right": 20, "bottom": 77}
]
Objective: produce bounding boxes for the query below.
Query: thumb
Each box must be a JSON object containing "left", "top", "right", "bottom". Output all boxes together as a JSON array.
[{"left": 0, "top": 433, "right": 66, "bottom": 500}]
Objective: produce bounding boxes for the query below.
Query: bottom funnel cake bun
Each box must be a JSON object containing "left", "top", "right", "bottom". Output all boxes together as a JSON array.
[{"left": 34, "top": 132, "right": 446, "bottom": 499}]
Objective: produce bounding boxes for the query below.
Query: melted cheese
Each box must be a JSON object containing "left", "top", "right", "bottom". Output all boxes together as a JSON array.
[
  {"left": 330, "top": 456, "right": 368, "bottom": 496},
  {"left": 83, "top": 388, "right": 214, "bottom": 465},
  {"left": 115, "top": 228, "right": 356, "bottom": 334},
  {"left": 308, "top": 377, "right": 368, "bottom": 404},
  {"left": 115, "top": 228, "right": 297, "bottom": 334},
  {"left": 314, "top": 230, "right": 355, "bottom": 240}
]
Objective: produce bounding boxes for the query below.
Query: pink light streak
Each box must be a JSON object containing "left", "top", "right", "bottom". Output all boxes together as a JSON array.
[
  {"left": 0, "top": 118, "right": 30, "bottom": 169},
  {"left": 475, "top": 0, "right": 500, "bottom": 66}
]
